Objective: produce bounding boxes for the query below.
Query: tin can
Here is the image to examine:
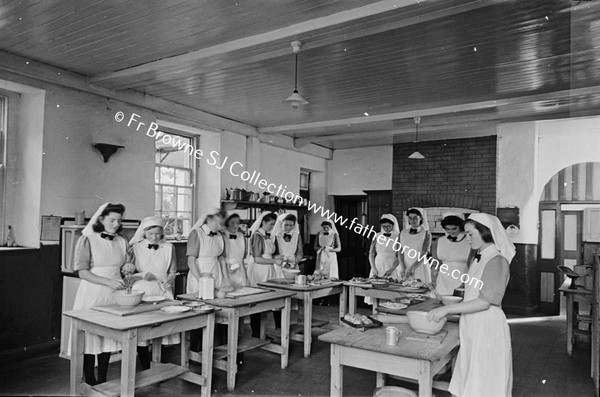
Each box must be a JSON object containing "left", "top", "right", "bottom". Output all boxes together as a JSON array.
[
  {"left": 385, "top": 326, "right": 401, "bottom": 346},
  {"left": 295, "top": 275, "right": 307, "bottom": 285}
]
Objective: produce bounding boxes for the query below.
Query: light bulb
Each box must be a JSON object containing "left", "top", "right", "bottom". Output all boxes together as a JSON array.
[{"left": 291, "top": 101, "right": 299, "bottom": 109}]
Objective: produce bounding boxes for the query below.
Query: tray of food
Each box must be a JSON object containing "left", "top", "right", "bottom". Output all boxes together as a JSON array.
[
  {"left": 341, "top": 314, "right": 383, "bottom": 330},
  {"left": 396, "top": 278, "right": 429, "bottom": 292}
]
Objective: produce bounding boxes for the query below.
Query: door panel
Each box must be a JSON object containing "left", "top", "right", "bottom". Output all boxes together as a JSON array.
[
  {"left": 538, "top": 203, "right": 560, "bottom": 314},
  {"left": 334, "top": 196, "right": 368, "bottom": 280},
  {"left": 561, "top": 211, "right": 583, "bottom": 270}
]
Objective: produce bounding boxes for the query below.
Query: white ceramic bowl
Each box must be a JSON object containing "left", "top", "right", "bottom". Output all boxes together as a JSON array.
[
  {"left": 113, "top": 289, "right": 145, "bottom": 307},
  {"left": 441, "top": 295, "right": 463, "bottom": 306},
  {"left": 282, "top": 268, "right": 300, "bottom": 280},
  {"left": 406, "top": 311, "right": 446, "bottom": 335}
]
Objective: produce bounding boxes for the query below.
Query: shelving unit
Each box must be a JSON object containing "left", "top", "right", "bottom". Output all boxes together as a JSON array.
[{"left": 220, "top": 200, "right": 309, "bottom": 228}]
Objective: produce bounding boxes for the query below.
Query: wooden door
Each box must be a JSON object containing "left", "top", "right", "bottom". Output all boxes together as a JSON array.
[
  {"left": 538, "top": 203, "right": 561, "bottom": 315},
  {"left": 334, "top": 196, "right": 368, "bottom": 280},
  {"left": 364, "top": 190, "right": 392, "bottom": 227},
  {"left": 561, "top": 211, "right": 583, "bottom": 271}
]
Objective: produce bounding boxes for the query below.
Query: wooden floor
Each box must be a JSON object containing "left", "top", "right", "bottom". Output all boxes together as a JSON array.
[{"left": 0, "top": 302, "right": 596, "bottom": 396}]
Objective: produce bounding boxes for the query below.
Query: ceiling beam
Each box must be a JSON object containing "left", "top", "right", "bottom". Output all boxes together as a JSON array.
[
  {"left": 104, "top": 0, "right": 493, "bottom": 91},
  {"left": 261, "top": 85, "right": 600, "bottom": 134},
  {"left": 89, "top": 0, "right": 441, "bottom": 87}
]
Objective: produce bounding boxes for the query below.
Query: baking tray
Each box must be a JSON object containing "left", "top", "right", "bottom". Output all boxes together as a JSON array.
[{"left": 340, "top": 315, "right": 383, "bottom": 330}]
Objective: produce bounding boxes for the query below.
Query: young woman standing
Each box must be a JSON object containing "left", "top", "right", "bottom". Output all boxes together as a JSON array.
[
  {"left": 427, "top": 213, "right": 514, "bottom": 397},
  {"left": 273, "top": 213, "right": 304, "bottom": 274},
  {"left": 397, "top": 207, "right": 432, "bottom": 283},
  {"left": 314, "top": 220, "right": 341, "bottom": 279},
  {"left": 221, "top": 212, "right": 249, "bottom": 289},
  {"left": 70, "top": 203, "right": 130, "bottom": 385},
  {"left": 366, "top": 214, "right": 400, "bottom": 305}
]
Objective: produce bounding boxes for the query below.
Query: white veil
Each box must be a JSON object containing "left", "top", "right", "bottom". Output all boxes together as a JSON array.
[
  {"left": 272, "top": 213, "right": 300, "bottom": 237},
  {"left": 249, "top": 211, "right": 275, "bottom": 239},
  {"left": 468, "top": 213, "right": 516, "bottom": 263},
  {"left": 403, "top": 207, "right": 429, "bottom": 231},
  {"left": 82, "top": 202, "right": 110, "bottom": 237},
  {"left": 320, "top": 219, "right": 339, "bottom": 235},
  {"left": 191, "top": 207, "right": 222, "bottom": 231},
  {"left": 130, "top": 216, "right": 165, "bottom": 245},
  {"left": 380, "top": 213, "right": 400, "bottom": 233}
]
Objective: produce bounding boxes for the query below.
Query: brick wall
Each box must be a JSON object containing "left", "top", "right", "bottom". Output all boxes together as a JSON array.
[{"left": 392, "top": 136, "right": 497, "bottom": 216}]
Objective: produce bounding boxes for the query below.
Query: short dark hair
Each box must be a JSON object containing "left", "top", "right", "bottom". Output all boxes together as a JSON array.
[
  {"left": 441, "top": 216, "right": 464, "bottom": 231},
  {"left": 380, "top": 218, "right": 394, "bottom": 225},
  {"left": 283, "top": 214, "right": 297, "bottom": 223},
  {"left": 225, "top": 213, "right": 241, "bottom": 227},
  {"left": 406, "top": 208, "right": 423, "bottom": 225},
  {"left": 262, "top": 213, "right": 277, "bottom": 225},
  {"left": 92, "top": 203, "right": 125, "bottom": 233},
  {"left": 465, "top": 219, "right": 494, "bottom": 243},
  {"left": 321, "top": 221, "right": 332, "bottom": 228}
]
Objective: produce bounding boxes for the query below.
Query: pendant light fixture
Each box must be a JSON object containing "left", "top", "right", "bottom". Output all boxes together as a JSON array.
[
  {"left": 283, "top": 41, "right": 309, "bottom": 109},
  {"left": 408, "top": 117, "right": 425, "bottom": 159}
]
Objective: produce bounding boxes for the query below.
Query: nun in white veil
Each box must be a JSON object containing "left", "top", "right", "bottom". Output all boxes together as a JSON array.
[
  {"left": 427, "top": 213, "right": 514, "bottom": 397},
  {"left": 314, "top": 220, "right": 341, "bottom": 279},
  {"left": 365, "top": 214, "right": 400, "bottom": 305},
  {"left": 272, "top": 213, "right": 303, "bottom": 278},
  {"left": 397, "top": 207, "right": 432, "bottom": 282}
]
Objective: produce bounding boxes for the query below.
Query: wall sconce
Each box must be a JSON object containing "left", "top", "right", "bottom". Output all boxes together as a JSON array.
[{"left": 93, "top": 143, "right": 124, "bottom": 163}]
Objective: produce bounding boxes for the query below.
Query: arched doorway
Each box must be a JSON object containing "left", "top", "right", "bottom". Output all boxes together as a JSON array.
[{"left": 538, "top": 162, "right": 600, "bottom": 315}]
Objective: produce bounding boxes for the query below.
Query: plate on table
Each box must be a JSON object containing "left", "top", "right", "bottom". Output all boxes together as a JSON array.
[
  {"left": 182, "top": 301, "right": 214, "bottom": 313},
  {"left": 160, "top": 306, "right": 190, "bottom": 314},
  {"left": 380, "top": 301, "right": 408, "bottom": 310},
  {"left": 142, "top": 295, "right": 166, "bottom": 303}
]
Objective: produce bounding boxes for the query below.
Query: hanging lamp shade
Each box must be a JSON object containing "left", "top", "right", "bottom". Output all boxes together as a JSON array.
[
  {"left": 408, "top": 116, "right": 425, "bottom": 159},
  {"left": 408, "top": 151, "right": 425, "bottom": 159},
  {"left": 283, "top": 41, "right": 308, "bottom": 109}
]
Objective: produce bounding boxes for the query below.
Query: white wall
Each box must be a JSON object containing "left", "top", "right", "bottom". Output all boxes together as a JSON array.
[{"left": 327, "top": 146, "right": 392, "bottom": 195}]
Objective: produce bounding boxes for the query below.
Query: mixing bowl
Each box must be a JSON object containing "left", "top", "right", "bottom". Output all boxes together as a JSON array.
[
  {"left": 113, "top": 289, "right": 145, "bottom": 307},
  {"left": 406, "top": 311, "right": 446, "bottom": 334}
]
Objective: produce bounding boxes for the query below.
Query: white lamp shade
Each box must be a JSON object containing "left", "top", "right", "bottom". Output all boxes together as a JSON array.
[
  {"left": 283, "top": 90, "right": 309, "bottom": 108},
  {"left": 408, "top": 151, "right": 425, "bottom": 159}
]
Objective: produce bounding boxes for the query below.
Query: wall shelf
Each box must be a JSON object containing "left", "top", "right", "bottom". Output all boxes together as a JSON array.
[{"left": 221, "top": 200, "right": 308, "bottom": 215}]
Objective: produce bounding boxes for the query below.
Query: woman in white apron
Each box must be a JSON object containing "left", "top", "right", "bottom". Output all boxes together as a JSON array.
[
  {"left": 431, "top": 212, "right": 472, "bottom": 296},
  {"left": 397, "top": 207, "right": 432, "bottom": 283},
  {"left": 427, "top": 213, "right": 514, "bottom": 397},
  {"left": 186, "top": 208, "right": 226, "bottom": 351},
  {"left": 221, "top": 212, "right": 249, "bottom": 289},
  {"left": 70, "top": 203, "right": 130, "bottom": 385},
  {"left": 314, "top": 220, "right": 341, "bottom": 279},
  {"left": 129, "top": 216, "right": 179, "bottom": 370},
  {"left": 273, "top": 213, "right": 303, "bottom": 277},
  {"left": 247, "top": 211, "right": 282, "bottom": 337},
  {"left": 366, "top": 214, "right": 400, "bottom": 305}
]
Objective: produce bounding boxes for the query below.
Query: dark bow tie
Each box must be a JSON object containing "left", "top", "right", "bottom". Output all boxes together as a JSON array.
[
  {"left": 323, "top": 232, "right": 329, "bottom": 236},
  {"left": 100, "top": 232, "right": 115, "bottom": 241},
  {"left": 228, "top": 234, "right": 237, "bottom": 239},
  {"left": 409, "top": 228, "right": 419, "bottom": 234},
  {"left": 264, "top": 232, "right": 271, "bottom": 238},
  {"left": 474, "top": 253, "right": 481, "bottom": 262},
  {"left": 208, "top": 231, "right": 218, "bottom": 237},
  {"left": 147, "top": 244, "right": 159, "bottom": 250},
  {"left": 383, "top": 233, "right": 392, "bottom": 237},
  {"left": 283, "top": 233, "right": 292, "bottom": 241},
  {"left": 448, "top": 236, "right": 458, "bottom": 242}
]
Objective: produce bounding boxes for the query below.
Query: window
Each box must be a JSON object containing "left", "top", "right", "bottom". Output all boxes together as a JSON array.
[{"left": 154, "top": 132, "right": 196, "bottom": 238}]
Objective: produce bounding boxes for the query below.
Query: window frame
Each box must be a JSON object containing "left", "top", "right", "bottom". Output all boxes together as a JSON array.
[{"left": 154, "top": 130, "right": 199, "bottom": 240}]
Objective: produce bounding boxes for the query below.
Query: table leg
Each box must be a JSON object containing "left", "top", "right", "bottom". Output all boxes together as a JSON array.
[
  {"left": 151, "top": 338, "right": 162, "bottom": 368},
  {"left": 181, "top": 331, "right": 190, "bottom": 368},
  {"left": 331, "top": 344, "right": 343, "bottom": 397},
  {"left": 202, "top": 314, "right": 215, "bottom": 397},
  {"left": 376, "top": 372, "right": 387, "bottom": 388},
  {"left": 120, "top": 329, "right": 138, "bottom": 397},
  {"left": 260, "top": 312, "right": 267, "bottom": 340},
  {"left": 226, "top": 310, "right": 239, "bottom": 392},
  {"left": 372, "top": 296, "right": 379, "bottom": 315},
  {"left": 303, "top": 293, "right": 313, "bottom": 358},
  {"left": 349, "top": 286, "right": 357, "bottom": 315},
  {"left": 418, "top": 360, "right": 433, "bottom": 397},
  {"left": 566, "top": 293, "right": 574, "bottom": 356},
  {"left": 281, "top": 297, "right": 291, "bottom": 369},
  {"left": 69, "top": 319, "right": 84, "bottom": 396},
  {"left": 339, "top": 286, "right": 347, "bottom": 323}
]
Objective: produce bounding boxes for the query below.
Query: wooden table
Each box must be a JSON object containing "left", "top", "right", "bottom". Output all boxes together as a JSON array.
[
  {"left": 319, "top": 323, "right": 460, "bottom": 397},
  {"left": 64, "top": 308, "right": 215, "bottom": 397},
  {"left": 178, "top": 289, "right": 294, "bottom": 391},
  {"left": 343, "top": 282, "right": 430, "bottom": 315},
  {"left": 559, "top": 283, "right": 594, "bottom": 356},
  {"left": 258, "top": 280, "right": 345, "bottom": 357}
]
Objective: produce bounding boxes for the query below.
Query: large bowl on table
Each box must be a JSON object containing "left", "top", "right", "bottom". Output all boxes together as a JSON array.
[
  {"left": 370, "top": 279, "right": 389, "bottom": 289},
  {"left": 282, "top": 268, "right": 301, "bottom": 280},
  {"left": 406, "top": 311, "right": 446, "bottom": 335},
  {"left": 440, "top": 295, "right": 463, "bottom": 306},
  {"left": 113, "top": 290, "right": 145, "bottom": 307}
]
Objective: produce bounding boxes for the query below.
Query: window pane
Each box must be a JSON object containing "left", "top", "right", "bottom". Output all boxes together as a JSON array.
[
  {"left": 162, "top": 187, "right": 176, "bottom": 211},
  {"left": 178, "top": 187, "right": 192, "bottom": 212},
  {"left": 160, "top": 167, "right": 175, "bottom": 185},
  {"left": 175, "top": 169, "right": 190, "bottom": 186},
  {"left": 563, "top": 214, "right": 578, "bottom": 251},
  {"left": 155, "top": 186, "right": 162, "bottom": 212},
  {"left": 156, "top": 134, "right": 192, "bottom": 168},
  {"left": 154, "top": 167, "right": 160, "bottom": 184},
  {"left": 541, "top": 210, "right": 555, "bottom": 259}
]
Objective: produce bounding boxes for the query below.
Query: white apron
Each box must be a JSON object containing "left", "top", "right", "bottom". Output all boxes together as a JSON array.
[
  {"left": 316, "top": 232, "right": 339, "bottom": 279},
  {"left": 396, "top": 229, "right": 430, "bottom": 283},
  {"left": 223, "top": 231, "right": 249, "bottom": 289},
  {"left": 435, "top": 235, "right": 470, "bottom": 295},
  {"left": 449, "top": 248, "right": 513, "bottom": 397},
  {"left": 275, "top": 232, "right": 300, "bottom": 278},
  {"left": 132, "top": 240, "right": 180, "bottom": 346},
  {"left": 69, "top": 233, "right": 126, "bottom": 355},
  {"left": 186, "top": 228, "right": 224, "bottom": 296},
  {"left": 248, "top": 232, "right": 276, "bottom": 286},
  {"left": 366, "top": 232, "right": 398, "bottom": 305}
]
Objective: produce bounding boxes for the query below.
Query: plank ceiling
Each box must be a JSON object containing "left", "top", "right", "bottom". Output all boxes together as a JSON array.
[{"left": 1, "top": 0, "right": 600, "bottom": 149}]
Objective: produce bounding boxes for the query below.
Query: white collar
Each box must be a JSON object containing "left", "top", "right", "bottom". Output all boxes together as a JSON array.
[{"left": 201, "top": 224, "right": 212, "bottom": 234}]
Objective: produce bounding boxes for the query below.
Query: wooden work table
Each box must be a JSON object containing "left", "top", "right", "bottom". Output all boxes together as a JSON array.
[
  {"left": 319, "top": 323, "right": 460, "bottom": 397},
  {"left": 178, "top": 289, "right": 294, "bottom": 391},
  {"left": 559, "top": 283, "right": 594, "bottom": 357},
  {"left": 258, "top": 280, "right": 346, "bottom": 357},
  {"left": 343, "top": 282, "right": 432, "bottom": 315},
  {"left": 63, "top": 308, "right": 215, "bottom": 397}
]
